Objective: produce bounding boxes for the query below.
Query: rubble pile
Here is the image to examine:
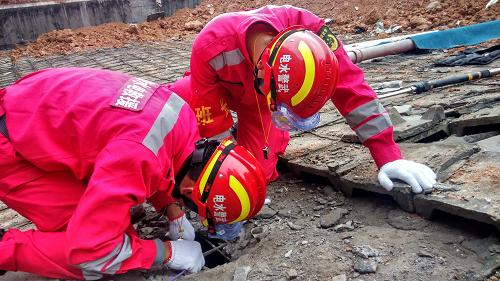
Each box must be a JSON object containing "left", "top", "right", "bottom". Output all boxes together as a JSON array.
[
  {"left": 3, "top": 0, "right": 499, "bottom": 59},
  {"left": 0, "top": 1, "right": 499, "bottom": 281}
]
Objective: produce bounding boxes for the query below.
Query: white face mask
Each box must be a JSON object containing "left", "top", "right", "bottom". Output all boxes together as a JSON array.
[{"left": 271, "top": 103, "right": 320, "bottom": 131}]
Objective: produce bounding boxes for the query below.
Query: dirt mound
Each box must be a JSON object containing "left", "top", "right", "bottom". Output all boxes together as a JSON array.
[{"left": 8, "top": 0, "right": 500, "bottom": 60}]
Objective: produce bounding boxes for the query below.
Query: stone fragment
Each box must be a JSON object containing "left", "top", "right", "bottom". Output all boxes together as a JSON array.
[
  {"left": 332, "top": 274, "right": 347, "bottom": 281},
  {"left": 363, "top": 9, "right": 380, "bottom": 25},
  {"left": 233, "top": 266, "right": 251, "bottom": 281},
  {"left": 286, "top": 269, "right": 298, "bottom": 280},
  {"left": 127, "top": 24, "right": 140, "bottom": 34},
  {"left": 256, "top": 205, "right": 277, "bottom": 219},
  {"left": 387, "top": 106, "right": 407, "bottom": 126},
  {"left": 426, "top": 1, "right": 442, "bottom": 12},
  {"left": 320, "top": 208, "right": 349, "bottom": 228},
  {"left": 184, "top": 20, "right": 204, "bottom": 31},
  {"left": 353, "top": 245, "right": 379, "bottom": 258},
  {"left": 417, "top": 250, "right": 434, "bottom": 258},
  {"left": 354, "top": 259, "right": 378, "bottom": 273},
  {"left": 409, "top": 16, "right": 432, "bottom": 29},
  {"left": 394, "top": 105, "right": 412, "bottom": 116},
  {"left": 421, "top": 105, "right": 445, "bottom": 122},
  {"left": 284, "top": 249, "right": 293, "bottom": 258},
  {"left": 313, "top": 205, "right": 324, "bottom": 211},
  {"left": 318, "top": 197, "right": 328, "bottom": 205},
  {"left": 287, "top": 221, "right": 303, "bottom": 230},
  {"left": 334, "top": 221, "right": 355, "bottom": 232},
  {"left": 251, "top": 226, "right": 266, "bottom": 239}
]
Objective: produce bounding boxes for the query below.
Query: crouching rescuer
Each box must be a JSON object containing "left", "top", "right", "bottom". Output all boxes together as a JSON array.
[{"left": 0, "top": 67, "right": 266, "bottom": 279}]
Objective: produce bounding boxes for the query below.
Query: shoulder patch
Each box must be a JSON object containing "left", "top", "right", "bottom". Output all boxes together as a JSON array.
[
  {"left": 317, "top": 25, "right": 339, "bottom": 52},
  {"left": 111, "top": 77, "right": 159, "bottom": 111}
]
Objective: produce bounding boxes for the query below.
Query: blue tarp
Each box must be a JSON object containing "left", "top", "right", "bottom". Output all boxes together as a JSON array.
[{"left": 411, "top": 20, "right": 500, "bottom": 50}]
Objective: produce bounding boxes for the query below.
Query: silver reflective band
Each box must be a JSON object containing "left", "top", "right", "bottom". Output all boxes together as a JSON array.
[
  {"left": 153, "top": 239, "right": 166, "bottom": 266},
  {"left": 79, "top": 234, "right": 133, "bottom": 280},
  {"left": 345, "top": 99, "right": 385, "bottom": 129},
  {"left": 143, "top": 93, "right": 185, "bottom": 155},
  {"left": 209, "top": 49, "right": 245, "bottom": 71},
  {"left": 355, "top": 113, "right": 393, "bottom": 143}
]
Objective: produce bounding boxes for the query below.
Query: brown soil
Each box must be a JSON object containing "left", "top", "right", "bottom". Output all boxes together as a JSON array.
[{"left": 7, "top": 0, "right": 500, "bottom": 60}]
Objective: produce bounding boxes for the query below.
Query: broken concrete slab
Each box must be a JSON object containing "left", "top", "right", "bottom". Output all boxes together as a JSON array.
[
  {"left": 283, "top": 133, "right": 337, "bottom": 161},
  {"left": 476, "top": 135, "right": 500, "bottom": 153},
  {"left": 341, "top": 108, "right": 448, "bottom": 143},
  {"left": 283, "top": 137, "right": 481, "bottom": 215},
  {"left": 414, "top": 151, "right": 500, "bottom": 231},
  {"left": 394, "top": 104, "right": 413, "bottom": 116},
  {"left": 449, "top": 100, "right": 500, "bottom": 136}
]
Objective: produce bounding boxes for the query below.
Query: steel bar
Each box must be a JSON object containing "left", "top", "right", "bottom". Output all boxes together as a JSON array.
[{"left": 378, "top": 68, "right": 500, "bottom": 99}]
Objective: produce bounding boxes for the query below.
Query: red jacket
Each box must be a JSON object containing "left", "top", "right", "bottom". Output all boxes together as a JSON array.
[
  {"left": 189, "top": 5, "right": 401, "bottom": 167},
  {"left": 0, "top": 67, "right": 199, "bottom": 276}
]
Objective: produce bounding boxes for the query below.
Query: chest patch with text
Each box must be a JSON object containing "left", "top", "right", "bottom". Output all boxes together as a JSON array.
[{"left": 111, "top": 78, "right": 159, "bottom": 111}]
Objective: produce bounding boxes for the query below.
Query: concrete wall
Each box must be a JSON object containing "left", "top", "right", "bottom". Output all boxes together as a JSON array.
[
  {"left": 0, "top": 0, "right": 201, "bottom": 49},
  {"left": 163, "top": 0, "right": 199, "bottom": 16}
]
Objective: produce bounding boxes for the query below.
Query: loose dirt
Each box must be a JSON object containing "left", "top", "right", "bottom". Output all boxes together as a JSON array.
[
  {"left": 178, "top": 173, "right": 499, "bottom": 281},
  {"left": 5, "top": 0, "right": 500, "bottom": 60}
]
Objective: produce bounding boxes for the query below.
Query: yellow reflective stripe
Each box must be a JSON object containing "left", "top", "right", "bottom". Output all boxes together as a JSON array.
[
  {"left": 229, "top": 175, "right": 250, "bottom": 222},
  {"left": 291, "top": 41, "right": 315, "bottom": 106},
  {"left": 201, "top": 218, "right": 208, "bottom": 227},
  {"left": 198, "top": 149, "right": 223, "bottom": 194},
  {"left": 198, "top": 139, "right": 234, "bottom": 194}
]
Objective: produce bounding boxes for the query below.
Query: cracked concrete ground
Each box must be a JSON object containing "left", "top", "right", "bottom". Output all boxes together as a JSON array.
[{"left": 0, "top": 37, "right": 499, "bottom": 280}]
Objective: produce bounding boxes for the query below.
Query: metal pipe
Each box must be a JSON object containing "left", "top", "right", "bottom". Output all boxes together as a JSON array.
[
  {"left": 202, "top": 242, "right": 228, "bottom": 257},
  {"left": 378, "top": 68, "right": 500, "bottom": 99},
  {"left": 347, "top": 39, "right": 416, "bottom": 64},
  {"left": 200, "top": 237, "right": 230, "bottom": 259}
]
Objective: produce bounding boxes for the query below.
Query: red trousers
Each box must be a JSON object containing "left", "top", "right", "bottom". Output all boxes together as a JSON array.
[{"left": 0, "top": 133, "right": 85, "bottom": 279}]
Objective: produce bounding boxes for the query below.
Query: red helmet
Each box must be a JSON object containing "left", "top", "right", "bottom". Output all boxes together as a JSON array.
[
  {"left": 190, "top": 138, "right": 266, "bottom": 233},
  {"left": 257, "top": 27, "right": 339, "bottom": 118}
]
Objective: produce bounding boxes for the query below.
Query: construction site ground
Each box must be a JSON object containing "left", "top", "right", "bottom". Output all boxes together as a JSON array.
[{"left": 1, "top": 0, "right": 500, "bottom": 280}]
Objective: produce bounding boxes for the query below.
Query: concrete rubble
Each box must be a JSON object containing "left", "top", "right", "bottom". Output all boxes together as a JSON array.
[
  {"left": 0, "top": 20, "right": 498, "bottom": 281},
  {"left": 283, "top": 53, "right": 500, "bottom": 232}
]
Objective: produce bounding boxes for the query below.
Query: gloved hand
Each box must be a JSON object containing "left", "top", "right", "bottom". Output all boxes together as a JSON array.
[
  {"left": 166, "top": 240, "right": 205, "bottom": 273},
  {"left": 378, "top": 159, "right": 436, "bottom": 193},
  {"left": 208, "top": 221, "right": 243, "bottom": 241},
  {"left": 169, "top": 213, "right": 195, "bottom": 241}
]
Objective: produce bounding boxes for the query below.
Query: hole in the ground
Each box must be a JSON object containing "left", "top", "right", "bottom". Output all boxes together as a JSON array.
[
  {"left": 429, "top": 209, "right": 499, "bottom": 237},
  {"left": 350, "top": 188, "right": 399, "bottom": 206},
  {"left": 445, "top": 111, "right": 462, "bottom": 118},
  {"left": 195, "top": 233, "right": 230, "bottom": 268},
  {"left": 461, "top": 123, "right": 500, "bottom": 136},
  {"left": 417, "top": 130, "right": 450, "bottom": 143}
]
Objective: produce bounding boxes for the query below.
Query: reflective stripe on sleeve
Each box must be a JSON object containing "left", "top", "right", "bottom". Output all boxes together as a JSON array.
[
  {"left": 142, "top": 93, "right": 185, "bottom": 155},
  {"left": 79, "top": 234, "right": 133, "bottom": 280},
  {"left": 153, "top": 239, "right": 166, "bottom": 266},
  {"left": 209, "top": 49, "right": 245, "bottom": 71},
  {"left": 354, "top": 113, "right": 393, "bottom": 143},
  {"left": 345, "top": 99, "right": 385, "bottom": 129}
]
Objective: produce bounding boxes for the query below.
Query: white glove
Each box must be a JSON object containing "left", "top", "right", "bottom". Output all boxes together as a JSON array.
[
  {"left": 378, "top": 159, "right": 436, "bottom": 193},
  {"left": 168, "top": 214, "right": 195, "bottom": 241},
  {"left": 166, "top": 240, "right": 205, "bottom": 273}
]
